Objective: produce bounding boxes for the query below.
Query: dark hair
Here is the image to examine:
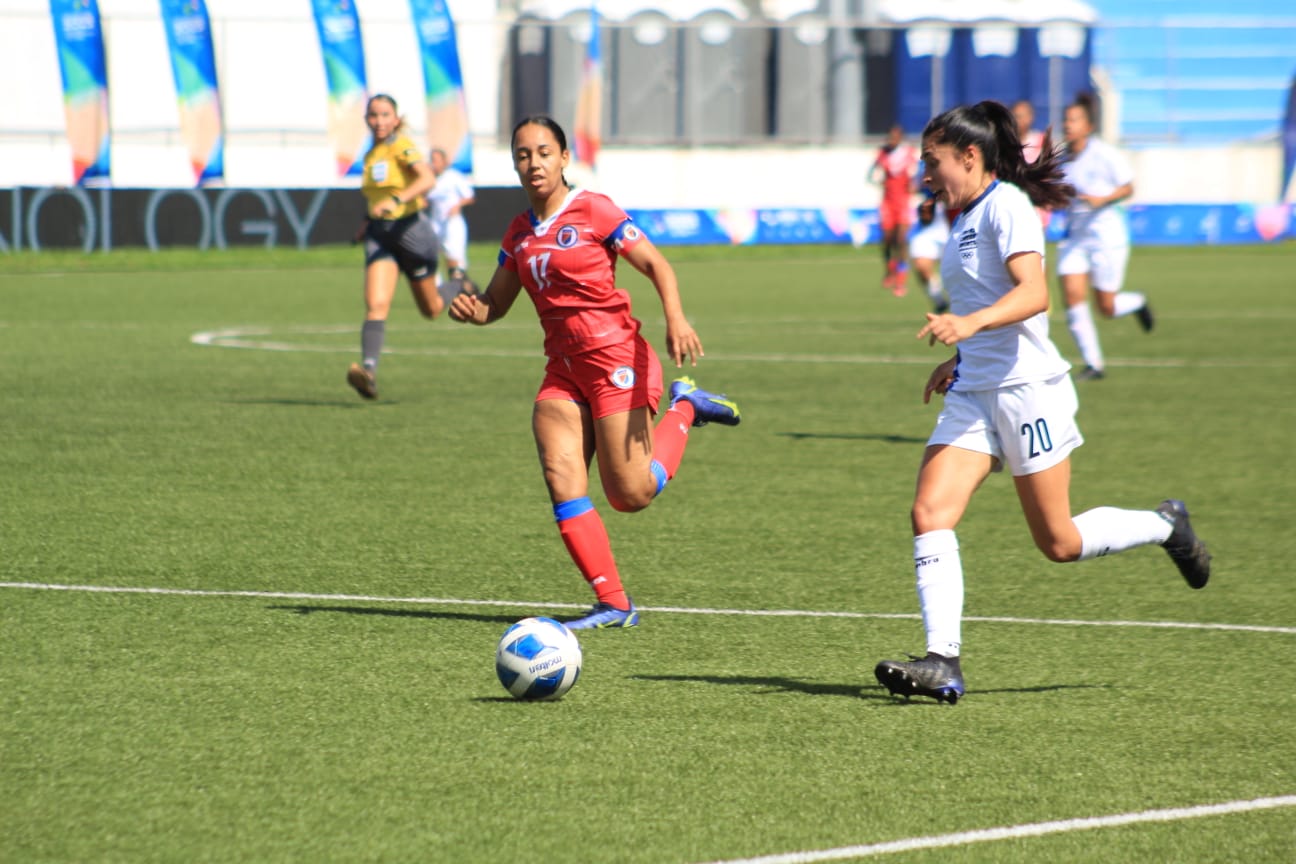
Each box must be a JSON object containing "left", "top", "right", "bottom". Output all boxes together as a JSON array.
[
  {"left": 510, "top": 114, "right": 570, "bottom": 189},
  {"left": 1069, "top": 92, "right": 1099, "bottom": 129},
  {"left": 923, "top": 100, "right": 1073, "bottom": 210},
  {"left": 367, "top": 93, "right": 398, "bottom": 113},
  {"left": 365, "top": 93, "right": 405, "bottom": 145},
  {"left": 511, "top": 114, "right": 568, "bottom": 152}
]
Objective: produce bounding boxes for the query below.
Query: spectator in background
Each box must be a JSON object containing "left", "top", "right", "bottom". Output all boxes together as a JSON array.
[
  {"left": 427, "top": 147, "right": 477, "bottom": 289},
  {"left": 1057, "top": 93, "right": 1153, "bottom": 381},
  {"left": 347, "top": 94, "right": 453, "bottom": 400},
  {"left": 870, "top": 124, "right": 920, "bottom": 296}
]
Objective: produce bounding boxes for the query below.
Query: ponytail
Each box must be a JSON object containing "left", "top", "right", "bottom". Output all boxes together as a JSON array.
[{"left": 923, "top": 100, "right": 1074, "bottom": 210}]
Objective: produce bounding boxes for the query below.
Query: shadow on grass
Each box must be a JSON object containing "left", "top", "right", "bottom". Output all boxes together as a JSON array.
[
  {"left": 633, "top": 673, "right": 890, "bottom": 701},
  {"left": 634, "top": 674, "right": 1110, "bottom": 704},
  {"left": 778, "top": 431, "right": 928, "bottom": 445},
  {"left": 268, "top": 604, "right": 521, "bottom": 625}
]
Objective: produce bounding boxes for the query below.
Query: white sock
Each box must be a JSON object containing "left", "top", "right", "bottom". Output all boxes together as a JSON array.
[
  {"left": 1111, "top": 291, "right": 1147, "bottom": 318},
  {"left": 926, "top": 274, "right": 943, "bottom": 302},
  {"left": 914, "top": 529, "right": 963, "bottom": 658},
  {"left": 1072, "top": 507, "right": 1173, "bottom": 560},
  {"left": 1066, "top": 303, "right": 1104, "bottom": 371}
]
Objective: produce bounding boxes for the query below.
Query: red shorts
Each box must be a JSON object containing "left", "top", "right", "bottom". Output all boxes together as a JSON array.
[
  {"left": 536, "top": 333, "right": 664, "bottom": 420},
  {"left": 879, "top": 197, "right": 913, "bottom": 233}
]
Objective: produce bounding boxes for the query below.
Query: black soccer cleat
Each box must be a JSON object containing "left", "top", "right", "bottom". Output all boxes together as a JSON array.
[
  {"left": 1135, "top": 303, "right": 1155, "bottom": 333},
  {"left": 875, "top": 652, "right": 965, "bottom": 704},
  {"left": 1156, "top": 499, "right": 1211, "bottom": 589},
  {"left": 1075, "top": 365, "right": 1106, "bottom": 381}
]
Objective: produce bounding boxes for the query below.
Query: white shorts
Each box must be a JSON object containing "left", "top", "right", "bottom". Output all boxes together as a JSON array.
[
  {"left": 908, "top": 221, "right": 949, "bottom": 261},
  {"left": 1057, "top": 236, "right": 1129, "bottom": 293},
  {"left": 434, "top": 216, "right": 469, "bottom": 267},
  {"left": 929, "top": 373, "right": 1084, "bottom": 476}
]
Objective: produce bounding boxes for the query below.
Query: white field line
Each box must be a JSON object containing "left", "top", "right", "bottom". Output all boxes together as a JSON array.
[
  {"left": 698, "top": 795, "right": 1296, "bottom": 864},
  {"left": 189, "top": 325, "right": 1294, "bottom": 368},
  {"left": 6, "top": 581, "right": 1292, "bottom": 859},
  {"left": 2, "top": 582, "right": 1293, "bottom": 635}
]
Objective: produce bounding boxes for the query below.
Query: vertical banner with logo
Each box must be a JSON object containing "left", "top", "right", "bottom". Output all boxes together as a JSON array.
[
  {"left": 49, "top": 0, "right": 111, "bottom": 186},
  {"left": 573, "top": 4, "right": 602, "bottom": 169},
  {"left": 159, "top": 0, "right": 224, "bottom": 186},
  {"left": 409, "top": 0, "right": 472, "bottom": 174},
  {"left": 310, "top": 0, "right": 369, "bottom": 178},
  {"left": 1283, "top": 78, "right": 1296, "bottom": 203}
]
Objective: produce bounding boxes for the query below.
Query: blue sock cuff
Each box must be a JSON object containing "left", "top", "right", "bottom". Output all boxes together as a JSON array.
[
  {"left": 553, "top": 496, "right": 594, "bottom": 522},
  {"left": 650, "top": 460, "right": 669, "bottom": 496}
]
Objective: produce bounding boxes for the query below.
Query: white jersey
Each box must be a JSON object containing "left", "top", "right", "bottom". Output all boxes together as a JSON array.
[
  {"left": 428, "top": 168, "right": 474, "bottom": 227},
  {"left": 909, "top": 199, "right": 951, "bottom": 261},
  {"left": 942, "top": 181, "right": 1071, "bottom": 392},
  {"left": 428, "top": 167, "right": 474, "bottom": 264},
  {"left": 1061, "top": 137, "right": 1132, "bottom": 246}
]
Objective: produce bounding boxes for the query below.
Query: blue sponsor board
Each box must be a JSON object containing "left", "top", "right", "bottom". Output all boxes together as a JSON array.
[{"left": 629, "top": 205, "right": 1293, "bottom": 247}]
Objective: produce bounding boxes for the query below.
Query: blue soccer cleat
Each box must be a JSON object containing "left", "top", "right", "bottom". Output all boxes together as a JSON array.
[
  {"left": 563, "top": 600, "right": 640, "bottom": 631},
  {"left": 874, "top": 652, "right": 965, "bottom": 704},
  {"left": 669, "top": 376, "right": 741, "bottom": 427}
]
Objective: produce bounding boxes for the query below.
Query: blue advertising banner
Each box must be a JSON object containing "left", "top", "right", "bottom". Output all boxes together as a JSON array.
[
  {"left": 628, "top": 205, "right": 1293, "bottom": 247},
  {"left": 49, "top": 0, "right": 111, "bottom": 186},
  {"left": 409, "top": 0, "right": 472, "bottom": 174},
  {"left": 159, "top": 0, "right": 224, "bottom": 186},
  {"left": 310, "top": 0, "right": 369, "bottom": 178}
]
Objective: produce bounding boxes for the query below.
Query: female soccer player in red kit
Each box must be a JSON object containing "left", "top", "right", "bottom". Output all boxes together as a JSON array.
[
  {"left": 448, "top": 115, "right": 741, "bottom": 630},
  {"left": 871, "top": 124, "right": 920, "bottom": 295}
]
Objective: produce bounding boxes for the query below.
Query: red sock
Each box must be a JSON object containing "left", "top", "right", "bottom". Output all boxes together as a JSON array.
[
  {"left": 652, "top": 401, "right": 694, "bottom": 480},
  {"left": 557, "top": 507, "right": 629, "bottom": 609}
]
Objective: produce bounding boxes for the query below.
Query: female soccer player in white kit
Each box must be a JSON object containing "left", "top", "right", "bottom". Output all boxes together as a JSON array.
[
  {"left": 1057, "top": 93, "right": 1153, "bottom": 380},
  {"left": 873, "top": 101, "right": 1211, "bottom": 704},
  {"left": 427, "top": 147, "right": 476, "bottom": 284}
]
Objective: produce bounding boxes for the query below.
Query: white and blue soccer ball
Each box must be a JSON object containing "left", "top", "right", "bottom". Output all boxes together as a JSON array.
[{"left": 495, "top": 617, "right": 583, "bottom": 700}]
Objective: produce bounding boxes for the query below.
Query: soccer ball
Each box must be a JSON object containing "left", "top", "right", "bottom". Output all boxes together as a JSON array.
[{"left": 495, "top": 617, "right": 583, "bottom": 700}]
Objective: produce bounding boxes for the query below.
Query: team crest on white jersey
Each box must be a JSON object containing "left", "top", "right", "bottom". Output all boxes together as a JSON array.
[
  {"left": 556, "top": 225, "right": 579, "bottom": 248},
  {"left": 958, "top": 228, "right": 977, "bottom": 260},
  {"left": 609, "top": 366, "right": 636, "bottom": 389}
]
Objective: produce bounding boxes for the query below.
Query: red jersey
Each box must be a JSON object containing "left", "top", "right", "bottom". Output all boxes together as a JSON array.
[
  {"left": 874, "top": 144, "right": 918, "bottom": 203},
  {"left": 499, "top": 188, "right": 648, "bottom": 358}
]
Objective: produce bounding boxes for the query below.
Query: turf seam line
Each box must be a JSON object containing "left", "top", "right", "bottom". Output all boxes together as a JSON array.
[{"left": 2, "top": 582, "right": 1293, "bottom": 635}]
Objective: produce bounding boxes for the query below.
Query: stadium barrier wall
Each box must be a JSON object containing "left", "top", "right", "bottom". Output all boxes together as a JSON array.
[{"left": 0, "top": 187, "right": 1290, "bottom": 253}]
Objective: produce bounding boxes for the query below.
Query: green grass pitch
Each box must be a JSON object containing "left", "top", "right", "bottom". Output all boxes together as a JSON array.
[{"left": 2, "top": 242, "right": 1294, "bottom": 863}]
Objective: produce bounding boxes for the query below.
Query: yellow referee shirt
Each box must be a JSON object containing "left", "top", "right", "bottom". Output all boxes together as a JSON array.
[{"left": 362, "top": 133, "right": 426, "bottom": 220}]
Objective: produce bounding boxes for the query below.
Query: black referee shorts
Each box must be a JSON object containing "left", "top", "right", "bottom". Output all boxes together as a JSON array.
[{"left": 364, "top": 212, "right": 439, "bottom": 281}]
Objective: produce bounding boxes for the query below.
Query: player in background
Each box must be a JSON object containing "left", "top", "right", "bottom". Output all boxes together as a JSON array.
[
  {"left": 427, "top": 147, "right": 476, "bottom": 289},
  {"left": 448, "top": 115, "right": 741, "bottom": 630},
  {"left": 870, "top": 124, "right": 920, "bottom": 296},
  {"left": 1057, "top": 93, "right": 1153, "bottom": 381},
  {"left": 348, "top": 94, "right": 454, "bottom": 400},
  {"left": 1013, "top": 99, "right": 1046, "bottom": 164},
  {"left": 873, "top": 101, "right": 1211, "bottom": 704},
  {"left": 908, "top": 193, "right": 952, "bottom": 314},
  {"left": 1013, "top": 98, "right": 1053, "bottom": 229}
]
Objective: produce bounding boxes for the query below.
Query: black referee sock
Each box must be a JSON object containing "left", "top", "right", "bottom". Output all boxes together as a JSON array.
[{"left": 361, "top": 320, "right": 385, "bottom": 371}]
